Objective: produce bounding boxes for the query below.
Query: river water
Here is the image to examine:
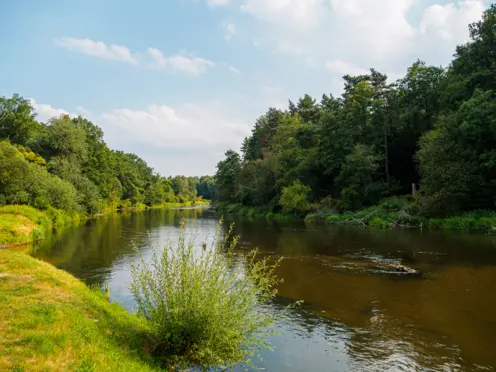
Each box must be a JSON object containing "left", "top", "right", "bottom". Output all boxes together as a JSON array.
[{"left": 32, "top": 208, "right": 496, "bottom": 371}]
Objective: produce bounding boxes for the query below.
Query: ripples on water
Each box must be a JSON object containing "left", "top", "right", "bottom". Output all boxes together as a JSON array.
[{"left": 32, "top": 208, "right": 496, "bottom": 371}]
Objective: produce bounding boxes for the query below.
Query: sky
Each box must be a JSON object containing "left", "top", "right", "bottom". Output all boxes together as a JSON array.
[{"left": 0, "top": 0, "right": 491, "bottom": 176}]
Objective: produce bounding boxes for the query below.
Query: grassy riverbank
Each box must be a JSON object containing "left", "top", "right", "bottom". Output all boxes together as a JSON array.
[
  {"left": 216, "top": 200, "right": 496, "bottom": 233},
  {"left": 0, "top": 206, "right": 82, "bottom": 247},
  {"left": 0, "top": 249, "right": 156, "bottom": 371},
  {"left": 119, "top": 199, "right": 209, "bottom": 212},
  {"left": 0, "top": 201, "right": 210, "bottom": 247}
]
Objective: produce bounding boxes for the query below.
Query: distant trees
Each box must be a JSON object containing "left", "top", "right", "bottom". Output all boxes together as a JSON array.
[
  {"left": 0, "top": 141, "right": 79, "bottom": 211},
  {"left": 215, "top": 4, "right": 496, "bottom": 218},
  {"left": 0, "top": 100, "right": 215, "bottom": 214}
]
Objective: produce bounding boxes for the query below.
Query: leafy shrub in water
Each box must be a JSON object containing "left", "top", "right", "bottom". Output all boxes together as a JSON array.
[{"left": 130, "top": 220, "right": 282, "bottom": 369}]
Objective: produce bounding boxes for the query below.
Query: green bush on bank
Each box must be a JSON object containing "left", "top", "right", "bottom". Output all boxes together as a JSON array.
[{"left": 130, "top": 221, "right": 283, "bottom": 368}]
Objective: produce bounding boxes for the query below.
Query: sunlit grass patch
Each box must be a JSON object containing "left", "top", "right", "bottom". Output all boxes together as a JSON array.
[
  {"left": 0, "top": 205, "right": 82, "bottom": 246},
  {"left": 0, "top": 249, "right": 157, "bottom": 372}
]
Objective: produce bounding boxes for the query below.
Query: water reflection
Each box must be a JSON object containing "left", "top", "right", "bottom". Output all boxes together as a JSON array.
[{"left": 32, "top": 209, "right": 496, "bottom": 371}]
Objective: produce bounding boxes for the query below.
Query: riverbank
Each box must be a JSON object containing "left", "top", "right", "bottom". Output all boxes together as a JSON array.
[
  {"left": 0, "top": 200, "right": 210, "bottom": 248},
  {"left": 216, "top": 201, "right": 496, "bottom": 233},
  {"left": 0, "top": 206, "right": 83, "bottom": 248},
  {"left": 0, "top": 249, "right": 157, "bottom": 371},
  {"left": 119, "top": 199, "right": 210, "bottom": 212}
]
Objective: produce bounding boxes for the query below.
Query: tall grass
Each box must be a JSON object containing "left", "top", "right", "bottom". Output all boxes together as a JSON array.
[{"left": 130, "top": 220, "right": 283, "bottom": 369}]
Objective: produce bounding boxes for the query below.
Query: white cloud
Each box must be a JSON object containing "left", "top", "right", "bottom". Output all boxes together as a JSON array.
[
  {"left": 238, "top": 0, "right": 485, "bottom": 76},
  {"left": 207, "top": 0, "right": 231, "bottom": 6},
  {"left": 147, "top": 48, "right": 215, "bottom": 75},
  {"left": 326, "top": 60, "right": 369, "bottom": 76},
  {"left": 223, "top": 22, "right": 237, "bottom": 41},
  {"left": 229, "top": 65, "right": 241, "bottom": 74},
  {"left": 56, "top": 37, "right": 215, "bottom": 76},
  {"left": 101, "top": 102, "right": 250, "bottom": 150},
  {"left": 420, "top": 0, "right": 485, "bottom": 42},
  {"left": 27, "top": 98, "right": 250, "bottom": 176},
  {"left": 55, "top": 38, "right": 137, "bottom": 64},
  {"left": 28, "top": 99, "right": 72, "bottom": 122},
  {"left": 241, "top": 0, "right": 327, "bottom": 29}
]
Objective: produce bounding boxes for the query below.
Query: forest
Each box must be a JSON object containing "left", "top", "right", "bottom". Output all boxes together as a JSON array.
[
  {"left": 215, "top": 5, "right": 496, "bottom": 227},
  {"left": 0, "top": 99, "right": 215, "bottom": 215}
]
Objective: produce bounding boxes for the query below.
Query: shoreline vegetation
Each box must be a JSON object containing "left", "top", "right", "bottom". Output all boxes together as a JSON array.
[
  {"left": 215, "top": 198, "right": 496, "bottom": 234},
  {"left": 0, "top": 200, "right": 209, "bottom": 248},
  {"left": 0, "top": 221, "right": 281, "bottom": 371},
  {"left": 214, "top": 6, "right": 496, "bottom": 233},
  {"left": 0, "top": 249, "right": 157, "bottom": 371}
]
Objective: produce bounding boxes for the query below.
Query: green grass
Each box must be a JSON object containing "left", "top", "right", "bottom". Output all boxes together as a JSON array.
[
  {"left": 218, "top": 198, "right": 496, "bottom": 233},
  {"left": 321, "top": 202, "right": 496, "bottom": 232},
  {"left": 428, "top": 210, "right": 496, "bottom": 231},
  {"left": 0, "top": 205, "right": 82, "bottom": 247},
  {"left": 0, "top": 249, "right": 158, "bottom": 372},
  {"left": 144, "top": 199, "right": 211, "bottom": 211},
  {"left": 0, "top": 201, "right": 211, "bottom": 247},
  {"left": 215, "top": 203, "right": 294, "bottom": 222}
]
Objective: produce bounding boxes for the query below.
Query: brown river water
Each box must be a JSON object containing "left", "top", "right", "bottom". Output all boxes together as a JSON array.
[{"left": 32, "top": 207, "right": 496, "bottom": 371}]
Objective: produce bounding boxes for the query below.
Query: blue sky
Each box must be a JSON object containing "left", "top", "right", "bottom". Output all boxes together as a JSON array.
[{"left": 0, "top": 0, "right": 491, "bottom": 176}]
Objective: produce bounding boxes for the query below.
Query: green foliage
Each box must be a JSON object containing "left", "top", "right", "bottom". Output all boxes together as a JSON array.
[
  {"left": 417, "top": 90, "right": 496, "bottom": 215},
  {"left": 196, "top": 176, "right": 216, "bottom": 200},
  {"left": 0, "top": 141, "right": 80, "bottom": 212},
  {"left": 0, "top": 205, "right": 81, "bottom": 245},
  {"left": 215, "top": 150, "right": 241, "bottom": 202},
  {"left": 130, "top": 221, "right": 282, "bottom": 368},
  {"left": 44, "top": 116, "right": 89, "bottom": 163},
  {"left": 214, "top": 4, "right": 496, "bottom": 223},
  {"left": 279, "top": 180, "right": 312, "bottom": 215},
  {"left": 0, "top": 94, "right": 41, "bottom": 146},
  {"left": 337, "top": 144, "right": 388, "bottom": 210},
  {"left": 0, "top": 93, "right": 212, "bottom": 215}
]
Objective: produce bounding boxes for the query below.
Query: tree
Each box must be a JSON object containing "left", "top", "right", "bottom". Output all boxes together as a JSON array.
[
  {"left": 45, "top": 116, "right": 88, "bottom": 164},
  {"left": 0, "top": 94, "right": 40, "bottom": 146},
  {"left": 337, "top": 144, "right": 388, "bottom": 210},
  {"left": 197, "top": 176, "right": 216, "bottom": 200},
  {"left": 215, "top": 150, "right": 241, "bottom": 202},
  {"left": 417, "top": 90, "right": 496, "bottom": 215},
  {"left": 279, "top": 180, "right": 312, "bottom": 215}
]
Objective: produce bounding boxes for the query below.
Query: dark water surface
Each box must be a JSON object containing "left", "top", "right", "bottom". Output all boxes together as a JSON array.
[{"left": 32, "top": 208, "right": 496, "bottom": 371}]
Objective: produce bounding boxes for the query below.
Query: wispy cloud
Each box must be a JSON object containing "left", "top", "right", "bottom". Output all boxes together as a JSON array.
[
  {"left": 326, "top": 60, "right": 369, "bottom": 76},
  {"left": 222, "top": 22, "right": 237, "bottom": 40},
  {"left": 229, "top": 65, "right": 241, "bottom": 74},
  {"left": 56, "top": 37, "right": 215, "bottom": 75},
  {"left": 207, "top": 0, "right": 232, "bottom": 6}
]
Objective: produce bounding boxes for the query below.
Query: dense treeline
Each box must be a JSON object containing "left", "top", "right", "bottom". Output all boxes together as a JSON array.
[
  {"left": 0, "top": 99, "right": 213, "bottom": 215},
  {"left": 215, "top": 5, "right": 496, "bottom": 219}
]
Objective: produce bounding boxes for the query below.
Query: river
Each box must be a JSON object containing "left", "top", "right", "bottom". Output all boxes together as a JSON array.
[{"left": 31, "top": 207, "right": 496, "bottom": 371}]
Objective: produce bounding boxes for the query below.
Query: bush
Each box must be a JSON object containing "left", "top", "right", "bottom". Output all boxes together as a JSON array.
[
  {"left": 130, "top": 221, "right": 283, "bottom": 369},
  {"left": 279, "top": 180, "right": 312, "bottom": 215},
  {"left": 378, "top": 197, "right": 407, "bottom": 212}
]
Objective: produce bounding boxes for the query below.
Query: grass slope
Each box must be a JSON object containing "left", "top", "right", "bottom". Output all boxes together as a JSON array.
[
  {"left": 0, "top": 249, "right": 158, "bottom": 372},
  {"left": 0, "top": 201, "right": 210, "bottom": 247},
  {"left": 0, "top": 205, "right": 82, "bottom": 247}
]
